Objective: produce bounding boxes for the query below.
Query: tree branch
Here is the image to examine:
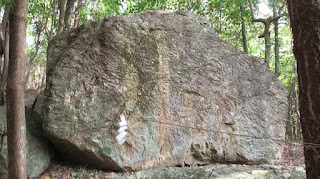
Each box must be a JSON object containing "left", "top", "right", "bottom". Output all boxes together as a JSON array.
[
  {"left": 278, "top": 1, "right": 286, "bottom": 15},
  {"left": 270, "top": 13, "right": 288, "bottom": 22},
  {"left": 248, "top": 0, "right": 266, "bottom": 24}
]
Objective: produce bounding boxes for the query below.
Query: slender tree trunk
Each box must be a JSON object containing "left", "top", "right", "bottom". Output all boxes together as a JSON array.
[
  {"left": 73, "top": 0, "right": 82, "bottom": 28},
  {"left": 0, "top": 23, "right": 4, "bottom": 73},
  {"left": 248, "top": 0, "right": 284, "bottom": 66},
  {"left": 291, "top": 80, "right": 297, "bottom": 141},
  {"left": 274, "top": 21, "right": 280, "bottom": 76},
  {"left": 58, "top": 0, "right": 66, "bottom": 33},
  {"left": 287, "top": 69, "right": 295, "bottom": 140},
  {"left": 2, "top": 6, "right": 9, "bottom": 37},
  {"left": 64, "top": 0, "right": 76, "bottom": 31},
  {"left": 0, "top": 22, "right": 3, "bottom": 105},
  {"left": 287, "top": 0, "right": 320, "bottom": 178},
  {"left": 273, "top": 1, "right": 280, "bottom": 77},
  {"left": 263, "top": 21, "right": 271, "bottom": 64},
  {"left": 25, "top": 29, "right": 41, "bottom": 87},
  {"left": 0, "top": 6, "right": 9, "bottom": 105},
  {"left": 6, "top": 0, "right": 29, "bottom": 178},
  {"left": 286, "top": 90, "right": 293, "bottom": 140},
  {"left": 40, "top": 66, "right": 46, "bottom": 92},
  {"left": 49, "top": 0, "right": 57, "bottom": 40},
  {"left": 291, "top": 75, "right": 299, "bottom": 141},
  {"left": 218, "top": 10, "right": 222, "bottom": 34},
  {"left": 0, "top": 22, "right": 9, "bottom": 105},
  {"left": 240, "top": 5, "right": 248, "bottom": 54}
]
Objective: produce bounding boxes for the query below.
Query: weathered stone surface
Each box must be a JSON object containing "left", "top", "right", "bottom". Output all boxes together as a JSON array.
[
  {"left": 25, "top": 89, "right": 38, "bottom": 108},
  {"left": 0, "top": 106, "right": 51, "bottom": 178},
  {"left": 25, "top": 89, "right": 46, "bottom": 115},
  {"left": 44, "top": 11, "right": 287, "bottom": 171},
  {"left": 122, "top": 165, "right": 306, "bottom": 179}
]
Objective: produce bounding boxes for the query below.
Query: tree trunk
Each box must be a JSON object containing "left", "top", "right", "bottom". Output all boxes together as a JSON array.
[
  {"left": 1, "top": 6, "right": 8, "bottom": 40},
  {"left": 6, "top": 0, "right": 29, "bottom": 178},
  {"left": 240, "top": 5, "right": 248, "bottom": 54},
  {"left": 49, "top": 0, "right": 57, "bottom": 40},
  {"left": 39, "top": 66, "right": 46, "bottom": 92},
  {"left": 73, "top": 0, "right": 82, "bottom": 28},
  {"left": 64, "top": 0, "right": 76, "bottom": 31},
  {"left": 286, "top": 90, "right": 293, "bottom": 140},
  {"left": 0, "top": 21, "right": 9, "bottom": 105},
  {"left": 248, "top": 0, "right": 284, "bottom": 66},
  {"left": 25, "top": 28, "right": 41, "bottom": 88},
  {"left": 0, "top": 23, "right": 4, "bottom": 72},
  {"left": 273, "top": 0, "right": 280, "bottom": 77},
  {"left": 0, "top": 6, "right": 10, "bottom": 105},
  {"left": 1, "top": 6, "right": 9, "bottom": 37},
  {"left": 287, "top": 0, "right": 320, "bottom": 178},
  {"left": 274, "top": 20, "right": 280, "bottom": 76},
  {"left": 58, "top": 0, "right": 66, "bottom": 33},
  {"left": 263, "top": 20, "right": 271, "bottom": 64}
]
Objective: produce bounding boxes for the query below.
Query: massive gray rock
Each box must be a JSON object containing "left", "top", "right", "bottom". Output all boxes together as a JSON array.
[
  {"left": 0, "top": 106, "right": 50, "bottom": 178},
  {"left": 44, "top": 11, "right": 287, "bottom": 172}
]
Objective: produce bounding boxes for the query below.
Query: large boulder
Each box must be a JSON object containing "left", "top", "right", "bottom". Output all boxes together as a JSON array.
[
  {"left": 0, "top": 106, "right": 51, "bottom": 178},
  {"left": 43, "top": 11, "right": 287, "bottom": 172}
]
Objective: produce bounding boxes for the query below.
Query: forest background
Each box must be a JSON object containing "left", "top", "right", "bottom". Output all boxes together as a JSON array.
[{"left": 0, "top": 0, "right": 301, "bottom": 142}]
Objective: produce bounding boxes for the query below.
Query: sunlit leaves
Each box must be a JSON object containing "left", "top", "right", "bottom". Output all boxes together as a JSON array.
[
  {"left": 81, "top": 0, "right": 122, "bottom": 20},
  {"left": 125, "top": 0, "right": 168, "bottom": 13}
]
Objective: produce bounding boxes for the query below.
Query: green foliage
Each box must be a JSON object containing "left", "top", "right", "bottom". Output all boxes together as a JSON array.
[
  {"left": 0, "top": 0, "right": 14, "bottom": 7},
  {"left": 81, "top": 0, "right": 122, "bottom": 22},
  {"left": 125, "top": 0, "right": 168, "bottom": 13}
]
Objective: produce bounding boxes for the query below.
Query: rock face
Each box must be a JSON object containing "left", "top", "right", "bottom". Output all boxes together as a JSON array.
[
  {"left": 126, "top": 165, "right": 306, "bottom": 179},
  {"left": 44, "top": 11, "right": 287, "bottom": 172},
  {"left": 0, "top": 106, "right": 51, "bottom": 178}
]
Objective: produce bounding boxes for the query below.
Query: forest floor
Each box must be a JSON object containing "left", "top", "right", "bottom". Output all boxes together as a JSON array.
[{"left": 35, "top": 143, "right": 305, "bottom": 179}]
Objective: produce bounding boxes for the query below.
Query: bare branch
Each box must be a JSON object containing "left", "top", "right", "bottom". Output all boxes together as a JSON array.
[
  {"left": 248, "top": 0, "right": 266, "bottom": 24},
  {"left": 278, "top": 1, "right": 286, "bottom": 15},
  {"left": 270, "top": 13, "right": 288, "bottom": 22}
]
